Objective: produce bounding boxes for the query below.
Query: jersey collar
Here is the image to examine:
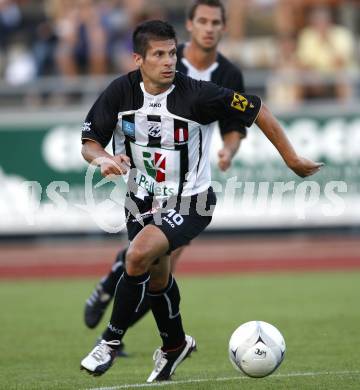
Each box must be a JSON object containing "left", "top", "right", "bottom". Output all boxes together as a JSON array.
[{"left": 140, "top": 82, "right": 175, "bottom": 99}]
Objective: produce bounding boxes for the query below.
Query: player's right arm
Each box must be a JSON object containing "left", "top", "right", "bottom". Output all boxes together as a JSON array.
[
  {"left": 82, "top": 140, "right": 130, "bottom": 177},
  {"left": 81, "top": 77, "right": 130, "bottom": 177}
]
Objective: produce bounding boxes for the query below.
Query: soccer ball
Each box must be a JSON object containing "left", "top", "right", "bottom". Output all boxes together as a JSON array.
[{"left": 228, "top": 321, "right": 286, "bottom": 378}]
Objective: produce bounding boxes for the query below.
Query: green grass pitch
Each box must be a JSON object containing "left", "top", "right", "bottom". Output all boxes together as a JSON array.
[{"left": 1, "top": 272, "right": 360, "bottom": 389}]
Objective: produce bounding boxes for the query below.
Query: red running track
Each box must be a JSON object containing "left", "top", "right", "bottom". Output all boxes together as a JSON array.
[{"left": 0, "top": 235, "right": 359, "bottom": 279}]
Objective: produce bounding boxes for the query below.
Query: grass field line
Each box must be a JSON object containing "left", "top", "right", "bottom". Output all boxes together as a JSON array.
[{"left": 84, "top": 370, "right": 360, "bottom": 390}]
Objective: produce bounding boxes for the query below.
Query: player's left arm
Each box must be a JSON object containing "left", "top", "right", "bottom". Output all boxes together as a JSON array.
[
  {"left": 194, "top": 81, "right": 323, "bottom": 177},
  {"left": 255, "top": 104, "right": 324, "bottom": 177}
]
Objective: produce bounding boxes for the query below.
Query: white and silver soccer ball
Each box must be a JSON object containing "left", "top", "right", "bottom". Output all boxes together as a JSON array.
[{"left": 228, "top": 320, "right": 286, "bottom": 378}]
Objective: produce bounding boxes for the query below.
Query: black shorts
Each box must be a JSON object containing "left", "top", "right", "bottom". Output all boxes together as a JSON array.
[{"left": 124, "top": 187, "right": 217, "bottom": 253}]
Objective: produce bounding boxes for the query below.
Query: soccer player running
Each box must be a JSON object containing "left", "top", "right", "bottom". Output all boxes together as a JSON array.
[
  {"left": 84, "top": 0, "right": 247, "bottom": 336},
  {"left": 80, "top": 20, "right": 322, "bottom": 381}
]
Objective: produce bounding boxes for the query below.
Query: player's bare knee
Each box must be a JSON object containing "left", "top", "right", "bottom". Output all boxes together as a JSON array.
[{"left": 125, "top": 246, "right": 151, "bottom": 275}]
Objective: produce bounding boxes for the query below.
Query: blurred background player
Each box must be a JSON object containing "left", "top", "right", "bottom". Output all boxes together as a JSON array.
[{"left": 83, "top": 0, "right": 248, "bottom": 344}]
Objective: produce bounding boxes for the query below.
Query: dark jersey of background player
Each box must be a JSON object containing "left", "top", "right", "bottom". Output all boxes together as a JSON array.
[{"left": 176, "top": 42, "right": 246, "bottom": 139}]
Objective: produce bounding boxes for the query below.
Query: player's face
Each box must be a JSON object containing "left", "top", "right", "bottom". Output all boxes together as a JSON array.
[
  {"left": 187, "top": 5, "right": 225, "bottom": 51},
  {"left": 134, "top": 39, "right": 177, "bottom": 90}
]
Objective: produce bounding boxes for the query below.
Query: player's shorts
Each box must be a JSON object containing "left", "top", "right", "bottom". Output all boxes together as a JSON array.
[{"left": 124, "top": 187, "right": 217, "bottom": 253}]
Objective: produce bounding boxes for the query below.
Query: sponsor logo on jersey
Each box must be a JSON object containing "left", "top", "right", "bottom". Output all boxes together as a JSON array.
[
  {"left": 142, "top": 151, "right": 166, "bottom": 182},
  {"left": 174, "top": 127, "right": 188, "bottom": 143},
  {"left": 148, "top": 121, "right": 161, "bottom": 138},
  {"left": 136, "top": 173, "right": 175, "bottom": 196},
  {"left": 130, "top": 143, "right": 179, "bottom": 197},
  {"left": 122, "top": 120, "right": 135, "bottom": 137},
  {"left": 149, "top": 102, "right": 161, "bottom": 108},
  {"left": 82, "top": 122, "right": 91, "bottom": 132},
  {"left": 231, "top": 93, "right": 248, "bottom": 112}
]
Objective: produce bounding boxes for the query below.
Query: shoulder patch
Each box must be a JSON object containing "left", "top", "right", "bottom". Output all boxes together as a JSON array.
[{"left": 231, "top": 93, "right": 248, "bottom": 112}]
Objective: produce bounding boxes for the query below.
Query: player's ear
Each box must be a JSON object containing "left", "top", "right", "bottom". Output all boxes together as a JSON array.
[
  {"left": 133, "top": 52, "right": 143, "bottom": 67},
  {"left": 186, "top": 19, "right": 193, "bottom": 33}
]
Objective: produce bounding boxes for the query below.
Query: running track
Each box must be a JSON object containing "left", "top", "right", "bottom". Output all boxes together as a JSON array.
[{"left": 0, "top": 235, "right": 359, "bottom": 279}]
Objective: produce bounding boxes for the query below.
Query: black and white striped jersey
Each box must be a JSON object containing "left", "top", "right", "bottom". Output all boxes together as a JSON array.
[
  {"left": 176, "top": 43, "right": 246, "bottom": 136},
  {"left": 82, "top": 70, "right": 261, "bottom": 200}
]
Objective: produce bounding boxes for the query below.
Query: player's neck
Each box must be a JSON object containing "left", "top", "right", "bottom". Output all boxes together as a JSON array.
[
  {"left": 141, "top": 76, "right": 172, "bottom": 96},
  {"left": 184, "top": 41, "right": 217, "bottom": 70}
]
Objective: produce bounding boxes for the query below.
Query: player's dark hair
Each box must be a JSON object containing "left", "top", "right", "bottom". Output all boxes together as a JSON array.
[
  {"left": 133, "top": 20, "right": 177, "bottom": 57},
  {"left": 187, "top": 0, "right": 226, "bottom": 24}
]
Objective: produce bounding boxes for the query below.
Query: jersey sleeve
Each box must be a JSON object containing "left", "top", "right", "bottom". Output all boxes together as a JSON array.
[
  {"left": 193, "top": 81, "right": 261, "bottom": 128},
  {"left": 81, "top": 79, "right": 121, "bottom": 148},
  {"left": 218, "top": 71, "right": 247, "bottom": 137}
]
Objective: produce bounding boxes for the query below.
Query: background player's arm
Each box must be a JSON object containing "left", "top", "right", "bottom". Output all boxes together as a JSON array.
[
  {"left": 218, "top": 131, "right": 245, "bottom": 171},
  {"left": 255, "top": 104, "right": 323, "bottom": 177},
  {"left": 82, "top": 140, "right": 130, "bottom": 177},
  {"left": 217, "top": 70, "right": 246, "bottom": 171}
]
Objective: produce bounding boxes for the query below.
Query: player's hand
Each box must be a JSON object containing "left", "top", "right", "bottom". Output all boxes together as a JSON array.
[
  {"left": 287, "top": 156, "right": 324, "bottom": 178},
  {"left": 100, "top": 154, "right": 131, "bottom": 177},
  {"left": 218, "top": 147, "right": 233, "bottom": 171}
]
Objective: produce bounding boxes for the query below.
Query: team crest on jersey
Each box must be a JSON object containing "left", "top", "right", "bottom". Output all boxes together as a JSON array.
[
  {"left": 142, "top": 151, "right": 166, "bottom": 182},
  {"left": 174, "top": 127, "right": 188, "bottom": 144},
  {"left": 231, "top": 93, "right": 248, "bottom": 112},
  {"left": 148, "top": 121, "right": 161, "bottom": 138}
]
